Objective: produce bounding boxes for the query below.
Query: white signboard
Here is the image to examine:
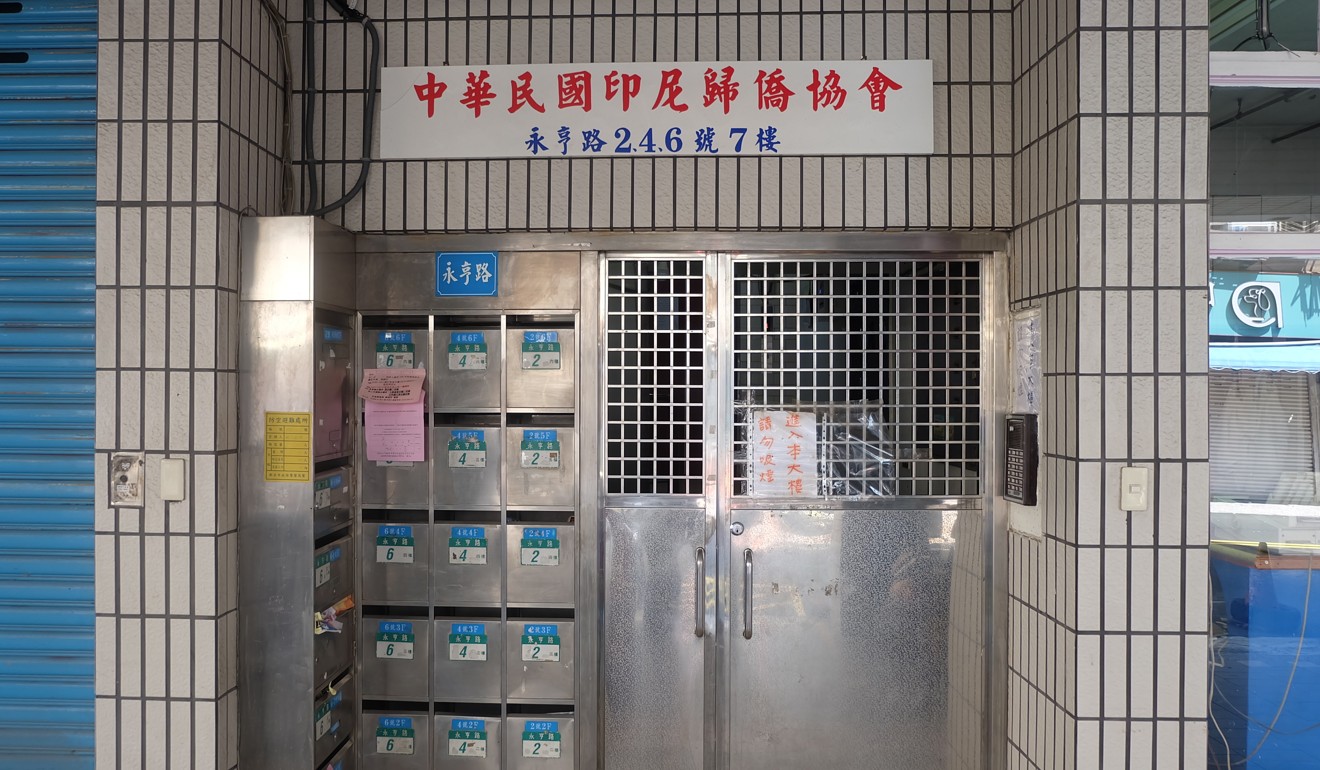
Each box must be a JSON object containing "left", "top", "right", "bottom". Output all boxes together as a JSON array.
[
  {"left": 381, "top": 60, "right": 934, "bottom": 159},
  {"left": 748, "top": 410, "right": 819, "bottom": 497}
]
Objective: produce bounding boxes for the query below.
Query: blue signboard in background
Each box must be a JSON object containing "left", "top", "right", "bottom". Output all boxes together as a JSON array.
[
  {"left": 436, "top": 252, "right": 499, "bottom": 296},
  {"left": 1210, "top": 272, "right": 1320, "bottom": 340}
]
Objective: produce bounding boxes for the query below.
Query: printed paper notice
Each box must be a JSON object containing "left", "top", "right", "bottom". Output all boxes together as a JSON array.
[
  {"left": 265, "top": 412, "right": 312, "bottom": 482},
  {"left": 358, "top": 368, "right": 427, "bottom": 404},
  {"left": 365, "top": 393, "right": 426, "bottom": 462},
  {"left": 748, "top": 410, "right": 818, "bottom": 497}
]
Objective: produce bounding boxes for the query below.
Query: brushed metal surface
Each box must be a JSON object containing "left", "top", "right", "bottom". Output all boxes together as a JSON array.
[
  {"left": 313, "top": 534, "right": 354, "bottom": 611},
  {"left": 434, "top": 428, "right": 503, "bottom": 509},
  {"left": 360, "top": 615, "right": 431, "bottom": 701},
  {"left": 601, "top": 507, "right": 706, "bottom": 770},
  {"left": 506, "top": 523, "right": 576, "bottom": 606},
  {"left": 505, "top": 326, "right": 575, "bottom": 409},
  {"left": 313, "top": 674, "right": 357, "bottom": 765},
  {"left": 241, "top": 216, "right": 356, "bottom": 308},
  {"left": 436, "top": 325, "right": 502, "bottom": 410},
  {"left": 360, "top": 456, "right": 430, "bottom": 508},
  {"left": 506, "top": 619, "right": 575, "bottom": 702},
  {"left": 505, "top": 716, "right": 576, "bottom": 770},
  {"left": 435, "top": 715, "right": 504, "bottom": 769},
  {"left": 506, "top": 428, "right": 576, "bottom": 508},
  {"left": 323, "top": 737, "right": 356, "bottom": 770},
  {"left": 728, "top": 508, "right": 956, "bottom": 770},
  {"left": 314, "top": 606, "right": 355, "bottom": 689},
  {"left": 360, "top": 522, "right": 431, "bottom": 605},
  {"left": 355, "top": 251, "right": 582, "bottom": 311},
  {"left": 313, "top": 467, "right": 353, "bottom": 539},
  {"left": 362, "top": 712, "right": 429, "bottom": 770},
  {"left": 433, "top": 619, "right": 505, "bottom": 702},
  {"left": 313, "top": 319, "right": 354, "bottom": 460},
  {"left": 432, "top": 522, "right": 504, "bottom": 606}
]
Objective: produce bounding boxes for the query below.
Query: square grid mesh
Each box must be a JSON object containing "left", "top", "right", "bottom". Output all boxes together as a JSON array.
[
  {"left": 733, "top": 259, "right": 982, "bottom": 497},
  {"left": 605, "top": 257, "right": 706, "bottom": 495}
]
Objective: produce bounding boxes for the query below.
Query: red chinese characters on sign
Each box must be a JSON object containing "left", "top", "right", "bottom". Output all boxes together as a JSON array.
[
  {"left": 508, "top": 72, "right": 546, "bottom": 114},
  {"left": 412, "top": 64, "right": 907, "bottom": 121},
  {"left": 460, "top": 70, "right": 496, "bottom": 117},
  {"left": 748, "top": 410, "right": 818, "bottom": 497},
  {"left": 755, "top": 68, "right": 795, "bottom": 112},
  {"left": 605, "top": 70, "right": 642, "bottom": 111},
  {"left": 859, "top": 67, "right": 903, "bottom": 112},
  {"left": 559, "top": 71, "right": 592, "bottom": 111},
  {"left": 652, "top": 69, "right": 690, "bottom": 113},
  {"left": 703, "top": 66, "right": 740, "bottom": 114},
  {"left": 413, "top": 72, "right": 448, "bottom": 117}
]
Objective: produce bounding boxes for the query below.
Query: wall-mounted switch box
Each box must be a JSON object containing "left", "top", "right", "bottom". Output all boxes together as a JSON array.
[
  {"left": 110, "top": 452, "right": 146, "bottom": 507},
  {"left": 1119, "top": 466, "right": 1149, "bottom": 512},
  {"left": 160, "top": 458, "right": 187, "bottom": 502}
]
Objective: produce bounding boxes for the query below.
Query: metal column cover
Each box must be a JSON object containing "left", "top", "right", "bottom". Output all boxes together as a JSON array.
[{"left": 0, "top": 0, "right": 96, "bottom": 765}]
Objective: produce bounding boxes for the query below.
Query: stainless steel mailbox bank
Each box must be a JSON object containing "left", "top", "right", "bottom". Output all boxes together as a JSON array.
[{"left": 240, "top": 224, "right": 588, "bottom": 769}]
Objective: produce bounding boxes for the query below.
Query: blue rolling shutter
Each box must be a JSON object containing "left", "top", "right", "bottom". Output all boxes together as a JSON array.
[{"left": 0, "top": 0, "right": 96, "bottom": 765}]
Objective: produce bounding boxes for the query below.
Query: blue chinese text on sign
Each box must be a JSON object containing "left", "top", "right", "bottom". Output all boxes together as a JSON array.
[{"left": 436, "top": 252, "right": 499, "bottom": 297}]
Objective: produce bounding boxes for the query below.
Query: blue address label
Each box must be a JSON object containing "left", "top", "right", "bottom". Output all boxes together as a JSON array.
[
  {"left": 452, "top": 430, "right": 485, "bottom": 442},
  {"left": 526, "top": 721, "right": 559, "bottom": 733},
  {"left": 524, "top": 429, "right": 558, "bottom": 442},
  {"left": 379, "top": 525, "right": 413, "bottom": 537},
  {"left": 523, "top": 331, "right": 559, "bottom": 344},
  {"left": 525, "top": 624, "right": 558, "bottom": 636},
  {"left": 453, "top": 526, "right": 485, "bottom": 539},
  {"left": 323, "top": 327, "right": 345, "bottom": 342},
  {"left": 320, "top": 474, "right": 344, "bottom": 489},
  {"left": 327, "top": 692, "right": 343, "bottom": 709},
  {"left": 380, "top": 717, "right": 413, "bottom": 730},
  {"left": 453, "top": 623, "right": 486, "bottom": 635},
  {"left": 327, "top": 547, "right": 342, "bottom": 562},
  {"left": 380, "top": 331, "right": 413, "bottom": 343},
  {"left": 452, "top": 332, "right": 486, "bottom": 344},
  {"left": 380, "top": 622, "right": 413, "bottom": 634},
  {"left": 524, "top": 527, "right": 558, "bottom": 539},
  {"left": 453, "top": 719, "right": 486, "bottom": 731}
]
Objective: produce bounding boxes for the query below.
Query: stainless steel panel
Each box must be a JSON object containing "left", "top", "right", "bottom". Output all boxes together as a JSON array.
[
  {"left": 433, "top": 523, "right": 503, "bottom": 606},
  {"left": 314, "top": 319, "right": 354, "bottom": 460},
  {"left": 505, "top": 327, "right": 575, "bottom": 409},
  {"left": 436, "top": 327, "right": 501, "bottom": 410},
  {"left": 435, "top": 715, "right": 503, "bottom": 769},
  {"left": 313, "top": 675, "right": 357, "bottom": 765},
  {"left": 361, "top": 522, "right": 431, "bottom": 605},
  {"left": 506, "top": 523, "right": 576, "bottom": 606},
  {"left": 601, "top": 508, "right": 706, "bottom": 770},
  {"left": 313, "top": 535, "right": 354, "bottom": 611},
  {"left": 360, "top": 616, "right": 431, "bottom": 701},
  {"left": 314, "top": 606, "right": 355, "bottom": 688},
  {"left": 323, "top": 738, "right": 356, "bottom": 770},
  {"left": 433, "top": 618, "right": 504, "bottom": 702},
  {"left": 505, "top": 428, "right": 576, "bottom": 508},
  {"left": 505, "top": 619, "right": 575, "bottom": 702},
  {"left": 242, "top": 216, "right": 357, "bottom": 308},
  {"left": 361, "top": 457, "right": 430, "bottom": 508},
  {"left": 354, "top": 251, "right": 582, "bottom": 311},
  {"left": 313, "top": 467, "right": 353, "bottom": 539},
  {"left": 728, "top": 509, "right": 956, "bottom": 770},
  {"left": 362, "top": 712, "right": 430, "bottom": 770},
  {"left": 505, "top": 716, "right": 576, "bottom": 770},
  {"left": 434, "top": 428, "right": 503, "bottom": 508}
]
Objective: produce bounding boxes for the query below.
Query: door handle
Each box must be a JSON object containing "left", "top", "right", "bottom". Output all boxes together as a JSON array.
[
  {"left": 694, "top": 547, "right": 706, "bottom": 638},
  {"left": 742, "top": 548, "right": 753, "bottom": 640}
]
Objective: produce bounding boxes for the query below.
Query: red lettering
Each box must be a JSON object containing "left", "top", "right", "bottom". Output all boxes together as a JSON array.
[
  {"left": 605, "top": 70, "right": 642, "bottom": 111},
  {"left": 558, "top": 71, "right": 593, "bottom": 111},
  {"left": 412, "top": 72, "right": 448, "bottom": 118},
  {"left": 460, "top": 70, "right": 496, "bottom": 117},
  {"left": 508, "top": 71, "right": 546, "bottom": 114},
  {"left": 651, "top": 69, "right": 689, "bottom": 113},
  {"left": 859, "top": 68, "right": 903, "bottom": 112},
  {"left": 807, "top": 69, "right": 847, "bottom": 111},
  {"left": 702, "top": 66, "right": 740, "bottom": 114},
  {"left": 755, "top": 68, "right": 795, "bottom": 112}
]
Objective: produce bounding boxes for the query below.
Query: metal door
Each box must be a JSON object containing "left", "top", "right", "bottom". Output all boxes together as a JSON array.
[{"left": 600, "top": 254, "right": 987, "bottom": 770}]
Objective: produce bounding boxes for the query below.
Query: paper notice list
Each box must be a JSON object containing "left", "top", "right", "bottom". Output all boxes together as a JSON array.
[{"left": 361, "top": 368, "right": 427, "bottom": 462}]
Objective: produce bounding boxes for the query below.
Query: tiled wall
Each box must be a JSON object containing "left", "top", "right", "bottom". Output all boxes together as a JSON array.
[
  {"left": 290, "top": 1, "right": 1014, "bottom": 233},
  {"left": 1008, "top": 1, "right": 1210, "bottom": 768},
  {"left": 94, "top": 0, "right": 284, "bottom": 767}
]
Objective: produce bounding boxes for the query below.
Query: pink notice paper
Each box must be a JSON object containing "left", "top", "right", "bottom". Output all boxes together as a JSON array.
[
  {"left": 364, "top": 391, "right": 426, "bottom": 462},
  {"left": 358, "top": 368, "right": 427, "bottom": 403}
]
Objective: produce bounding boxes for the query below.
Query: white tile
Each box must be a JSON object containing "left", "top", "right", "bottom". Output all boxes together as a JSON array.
[
  {"left": 194, "top": 700, "right": 218, "bottom": 770},
  {"left": 1185, "top": 549, "right": 1209, "bottom": 632},
  {"left": 95, "top": 372, "right": 117, "bottom": 453},
  {"left": 1103, "top": 376, "right": 1129, "bottom": 458},
  {"left": 195, "top": 536, "right": 217, "bottom": 616},
  {"left": 1078, "top": 548, "right": 1102, "bottom": 631},
  {"left": 1129, "top": 549, "right": 1155, "bottom": 631},
  {"left": 1157, "top": 634, "right": 1183, "bottom": 719},
  {"left": 168, "top": 371, "right": 192, "bottom": 451},
  {"left": 143, "top": 534, "right": 165, "bottom": 614},
  {"left": 118, "top": 536, "right": 141, "bottom": 615},
  {"left": 1078, "top": 633, "right": 1102, "bottom": 719},
  {"left": 1129, "top": 719, "right": 1154, "bottom": 767},
  {"left": 195, "top": 619, "right": 217, "bottom": 698},
  {"left": 95, "top": 615, "right": 118, "bottom": 696},
  {"left": 143, "top": 616, "right": 166, "bottom": 697},
  {"left": 1103, "top": 548, "right": 1128, "bottom": 630},
  {"left": 1184, "top": 635, "right": 1210, "bottom": 716},
  {"left": 119, "top": 617, "right": 142, "bottom": 698},
  {"left": 170, "top": 534, "right": 192, "bottom": 615},
  {"left": 120, "top": 697, "right": 143, "bottom": 769},
  {"left": 145, "top": 698, "right": 167, "bottom": 769},
  {"left": 1103, "top": 635, "right": 1129, "bottom": 719},
  {"left": 1131, "top": 376, "right": 1156, "bottom": 462},
  {"left": 1078, "top": 376, "right": 1103, "bottom": 459},
  {"left": 171, "top": 701, "right": 193, "bottom": 768},
  {"left": 95, "top": 697, "right": 118, "bottom": 769},
  {"left": 1186, "top": 462, "right": 1210, "bottom": 545}
]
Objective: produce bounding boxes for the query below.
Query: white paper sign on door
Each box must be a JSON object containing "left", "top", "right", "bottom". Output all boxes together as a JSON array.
[{"left": 747, "top": 410, "right": 818, "bottom": 497}]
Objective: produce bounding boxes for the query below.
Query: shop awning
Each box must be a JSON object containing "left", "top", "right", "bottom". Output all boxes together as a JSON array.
[{"left": 1210, "top": 341, "right": 1320, "bottom": 372}]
